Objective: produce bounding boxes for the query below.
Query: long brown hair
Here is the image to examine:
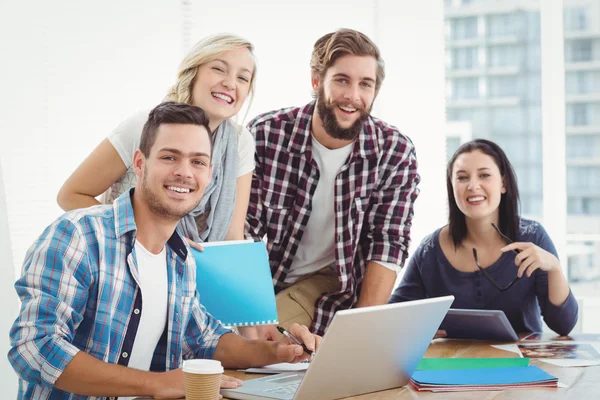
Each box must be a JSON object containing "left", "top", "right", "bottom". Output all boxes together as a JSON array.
[{"left": 447, "top": 139, "right": 520, "bottom": 248}]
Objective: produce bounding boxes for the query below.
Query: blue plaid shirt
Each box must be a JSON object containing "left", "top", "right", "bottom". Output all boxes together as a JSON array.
[{"left": 8, "top": 190, "right": 230, "bottom": 399}]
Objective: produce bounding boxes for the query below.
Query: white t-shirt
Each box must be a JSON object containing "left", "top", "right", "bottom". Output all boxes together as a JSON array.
[
  {"left": 120, "top": 241, "right": 169, "bottom": 400},
  {"left": 102, "top": 109, "right": 255, "bottom": 203},
  {"left": 286, "top": 136, "right": 399, "bottom": 284},
  {"left": 286, "top": 138, "right": 351, "bottom": 283}
]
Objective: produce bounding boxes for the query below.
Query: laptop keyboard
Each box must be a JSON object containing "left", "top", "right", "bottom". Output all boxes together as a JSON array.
[{"left": 262, "top": 382, "right": 300, "bottom": 396}]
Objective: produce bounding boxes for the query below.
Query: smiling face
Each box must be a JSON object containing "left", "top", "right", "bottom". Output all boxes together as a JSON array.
[
  {"left": 191, "top": 47, "right": 254, "bottom": 129},
  {"left": 451, "top": 150, "right": 506, "bottom": 222},
  {"left": 134, "top": 123, "right": 212, "bottom": 221},
  {"left": 314, "top": 54, "right": 377, "bottom": 141}
]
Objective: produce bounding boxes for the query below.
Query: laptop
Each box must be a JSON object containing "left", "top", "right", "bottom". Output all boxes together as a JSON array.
[{"left": 221, "top": 295, "right": 454, "bottom": 400}]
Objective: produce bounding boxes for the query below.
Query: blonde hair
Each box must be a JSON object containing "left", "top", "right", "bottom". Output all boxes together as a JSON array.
[
  {"left": 310, "top": 28, "right": 385, "bottom": 96},
  {"left": 165, "top": 33, "right": 257, "bottom": 122}
]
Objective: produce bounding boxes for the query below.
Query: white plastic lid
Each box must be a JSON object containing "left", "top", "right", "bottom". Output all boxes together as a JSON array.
[{"left": 182, "top": 359, "right": 224, "bottom": 374}]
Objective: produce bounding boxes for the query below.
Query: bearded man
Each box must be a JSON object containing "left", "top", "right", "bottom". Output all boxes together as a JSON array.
[{"left": 244, "top": 29, "right": 421, "bottom": 336}]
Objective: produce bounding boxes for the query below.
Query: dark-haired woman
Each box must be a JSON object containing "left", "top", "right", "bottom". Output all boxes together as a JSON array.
[{"left": 390, "top": 139, "right": 578, "bottom": 336}]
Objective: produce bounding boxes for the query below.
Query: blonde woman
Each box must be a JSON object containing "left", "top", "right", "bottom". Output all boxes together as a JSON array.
[{"left": 58, "top": 34, "right": 257, "bottom": 243}]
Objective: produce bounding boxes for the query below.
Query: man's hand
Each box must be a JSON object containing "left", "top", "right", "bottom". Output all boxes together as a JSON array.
[
  {"left": 238, "top": 325, "right": 279, "bottom": 340},
  {"left": 152, "top": 368, "right": 243, "bottom": 399},
  {"left": 274, "top": 323, "right": 322, "bottom": 363}
]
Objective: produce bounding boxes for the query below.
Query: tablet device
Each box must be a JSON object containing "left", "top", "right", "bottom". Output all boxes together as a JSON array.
[{"left": 440, "top": 309, "right": 519, "bottom": 342}]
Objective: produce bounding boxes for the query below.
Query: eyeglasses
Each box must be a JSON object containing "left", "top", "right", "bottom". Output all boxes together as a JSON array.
[{"left": 472, "top": 223, "right": 522, "bottom": 292}]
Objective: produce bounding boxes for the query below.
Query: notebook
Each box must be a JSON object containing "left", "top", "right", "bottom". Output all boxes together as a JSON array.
[
  {"left": 410, "top": 366, "right": 558, "bottom": 392},
  {"left": 191, "top": 240, "right": 278, "bottom": 326},
  {"left": 416, "top": 358, "right": 530, "bottom": 371},
  {"left": 243, "top": 362, "right": 311, "bottom": 374}
]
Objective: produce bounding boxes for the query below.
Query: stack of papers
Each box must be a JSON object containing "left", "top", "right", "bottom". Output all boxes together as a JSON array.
[
  {"left": 416, "top": 357, "right": 529, "bottom": 370},
  {"left": 411, "top": 359, "right": 558, "bottom": 392},
  {"left": 243, "top": 362, "right": 310, "bottom": 374}
]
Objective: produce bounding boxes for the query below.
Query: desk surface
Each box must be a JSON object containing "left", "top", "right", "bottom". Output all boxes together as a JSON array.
[{"left": 225, "top": 338, "right": 600, "bottom": 399}]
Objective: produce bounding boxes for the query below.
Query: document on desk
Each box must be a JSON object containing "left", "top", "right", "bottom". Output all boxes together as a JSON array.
[
  {"left": 191, "top": 241, "right": 278, "bottom": 326},
  {"left": 417, "top": 358, "right": 529, "bottom": 370},
  {"left": 410, "top": 366, "right": 558, "bottom": 392},
  {"left": 243, "top": 362, "right": 310, "bottom": 374}
]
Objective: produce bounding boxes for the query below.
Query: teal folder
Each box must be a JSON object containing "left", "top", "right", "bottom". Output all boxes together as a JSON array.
[
  {"left": 416, "top": 358, "right": 530, "bottom": 371},
  {"left": 191, "top": 241, "right": 278, "bottom": 327},
  {"left": 411, "top": 366, "right": 557, "bottom": 386}
]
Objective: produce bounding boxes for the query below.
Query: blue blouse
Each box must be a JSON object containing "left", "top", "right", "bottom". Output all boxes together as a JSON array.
[{"left": 390, "top": 219, "right": 578, "bottom": 335}]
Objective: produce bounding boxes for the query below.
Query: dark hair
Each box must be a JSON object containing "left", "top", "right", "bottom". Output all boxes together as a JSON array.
[
  {"left": 447, "top": 139, "right": 520, "bottom": 248},
  {"left": 139, "top": 102, "right": 212, "bottom": 157},
  {"left": 310, "top": 28, "right": 385, "bottom": 96}
]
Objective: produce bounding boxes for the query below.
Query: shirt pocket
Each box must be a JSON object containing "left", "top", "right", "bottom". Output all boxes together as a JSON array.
[
  {"left": 349, "top": 197, "right": 370, "bottom": 238},
  {"left": 263, "top": 189, "right": 294, "bottom": 244}
]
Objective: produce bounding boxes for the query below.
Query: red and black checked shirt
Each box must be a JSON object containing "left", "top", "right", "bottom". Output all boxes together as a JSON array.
[{"left": 246, "top": 102, "right": 420, "bottom": 335}]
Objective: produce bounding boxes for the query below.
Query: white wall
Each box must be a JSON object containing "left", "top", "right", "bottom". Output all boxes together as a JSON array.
[
  {"left": 0, "top": 0, "right": 183, "bottom": 277},
  {"left": 0, "top": 157, "right": 18, "bottom": 398},
  {"left": 376, "top": 0, "right": 448, "bottom": 250}
]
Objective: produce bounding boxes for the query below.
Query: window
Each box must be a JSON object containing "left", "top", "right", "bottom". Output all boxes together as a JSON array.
[
  {"left": 450, "top": 17, "right": 478, "bottom": 40},
  {"left": 488, "top": 13, "right": 521, "bottom": 37},
  {"left": 567, "top": 166, "right": 600, "bottom": 191},
  {"left": 567, "top": 104, "right": 589, "bottom": 126},
  {"left": 567, "top": 135, "right": 600, "bottom": 158},
  {"left": 494, "top": 135, "right": 529, "bottom": 164},
  {"left": 566, "top": 71, "right": 600, "bottom": 94},
  {"left": 446, "top": 137, "right": 461, "bottom": 160},
  {"left": 451, "top": 47, "right": 478, "bottom": 69},
  {"left": 527, "top": 105, "right": 542, "bottom": 132},
  {"left": 452, "top": 78, "right": 479, "bottom": 99},
  {"left": 488, "top": 76, "right": 519, "bottom": 98},
  {"left": 564, "top": 7, "right": 588, "bottom": 32},
  {"left": 526, "top": 44, "right": 542, "bottom": 70},
  {"left": 528, "top": 135, "right": 543, "bottom": 163},
  {"left": 488, "top": 44, "right": 520, "bottom": 67},
  {"left": 491, "top": 107, "right": 523, "bottom": 133},
  {"left": 568, "top": 39, "right": 593, "bottom": 62}
]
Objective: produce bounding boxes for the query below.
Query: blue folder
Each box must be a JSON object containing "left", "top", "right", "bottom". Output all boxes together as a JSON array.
[
  {"left": 411, "top": 366, "right": 557, "bottom": 386},
  {"left": 191, "top": 241, "right": 278, "bottom": 326}
]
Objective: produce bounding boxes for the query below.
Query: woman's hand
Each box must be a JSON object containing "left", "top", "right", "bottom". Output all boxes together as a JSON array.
[
  {"left": 433, "top": 329, "right": 447, "bottom": 339},
  {"left": 501, "top": 242, "right": 560, "bottom": 277},
  {"left": 185, "top": 237, "right": 204, "bottom": 252}
]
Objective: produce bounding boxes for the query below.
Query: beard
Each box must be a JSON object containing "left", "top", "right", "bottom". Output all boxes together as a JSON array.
[
  {"left": 316, "top": 86, "right": 371, "bottom": 141},
  {"left": 140, "top": 167, "right": 197, "bottom": 221}
]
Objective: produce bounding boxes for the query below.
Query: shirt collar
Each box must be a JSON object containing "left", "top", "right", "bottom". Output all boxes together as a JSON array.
[
  {"left": 288, "top": 101, "right": 379, "bottom": 160},
  {"left": 113, "top": 188, "right": 188, "bottom": 260}
]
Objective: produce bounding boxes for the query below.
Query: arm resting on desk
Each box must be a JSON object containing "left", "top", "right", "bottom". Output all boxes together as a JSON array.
[
  {"left": 55, "top": 351, "right": 180, "bottom": 398},
  {"left": 213, "top": 324, "right": 319, "bottom": 368}
]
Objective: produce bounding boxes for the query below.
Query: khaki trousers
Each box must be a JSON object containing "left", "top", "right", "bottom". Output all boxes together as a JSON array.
[{"left": 276, "top": 267, "right": 339, "bottom": 330}]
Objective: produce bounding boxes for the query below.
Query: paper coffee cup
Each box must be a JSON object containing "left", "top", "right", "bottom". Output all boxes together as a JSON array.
[{"left": 182, "top": 359, "right": 224, "bottom": 400}]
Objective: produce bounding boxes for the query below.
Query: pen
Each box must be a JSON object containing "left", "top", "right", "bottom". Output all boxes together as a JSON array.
[{"left": 277, "top": 326, "right": 315, "bottom": 357}]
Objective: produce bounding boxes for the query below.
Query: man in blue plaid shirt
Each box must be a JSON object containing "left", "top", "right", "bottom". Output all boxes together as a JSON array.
[
  {"left": 244, "top": 29, "right": 420, "bottom": 337},
  {"left": 8, "top": 102, "right": 318, "bottom": 399}
]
